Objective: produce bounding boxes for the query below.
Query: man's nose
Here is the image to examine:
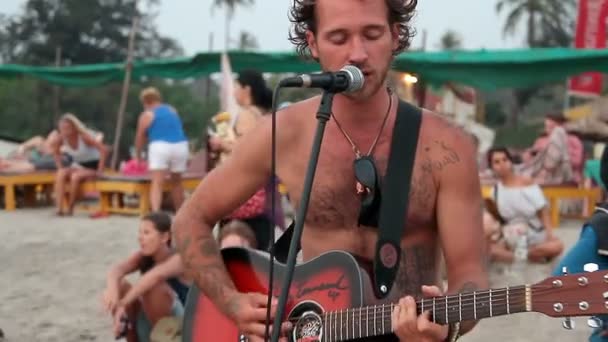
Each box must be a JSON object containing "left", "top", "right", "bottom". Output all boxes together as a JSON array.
[{"left": 347, "top": 37, "right": 369, "bottom": 66}]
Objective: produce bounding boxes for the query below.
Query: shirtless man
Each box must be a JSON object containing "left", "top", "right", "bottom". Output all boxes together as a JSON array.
[{"left": 173, "top": 1, "right": 488, "bottom": 341}]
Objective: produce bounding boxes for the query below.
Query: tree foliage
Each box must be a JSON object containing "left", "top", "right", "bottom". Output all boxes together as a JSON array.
[
  {"left": 0, "top": 0, "right": 183, "bottom": 65},
  {"left": 0, "top": 0, "right": 218, "bottom": 164}
]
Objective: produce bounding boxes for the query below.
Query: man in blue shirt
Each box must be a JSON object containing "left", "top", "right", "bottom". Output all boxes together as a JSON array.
[{"left": 553, "top": 146, "right": 608, "bottom": 341}]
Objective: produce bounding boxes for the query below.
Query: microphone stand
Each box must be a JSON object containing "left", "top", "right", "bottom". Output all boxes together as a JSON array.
[{"left": 269, "top": 90, "right": 335, "bottom": 342}]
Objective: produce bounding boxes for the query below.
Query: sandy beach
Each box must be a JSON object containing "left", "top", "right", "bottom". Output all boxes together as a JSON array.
[{"left": 0, "top": 208, "right": 596, "bottom": 341}]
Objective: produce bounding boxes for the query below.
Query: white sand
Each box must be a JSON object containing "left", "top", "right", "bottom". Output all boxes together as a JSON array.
[{"left": 0, "top": 209, "right": 596, "bottom": 341}]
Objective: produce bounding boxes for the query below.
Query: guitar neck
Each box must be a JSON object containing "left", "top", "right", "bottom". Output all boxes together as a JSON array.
[{"left": 321, "top": 285, "right": 530, "bottom": 341}]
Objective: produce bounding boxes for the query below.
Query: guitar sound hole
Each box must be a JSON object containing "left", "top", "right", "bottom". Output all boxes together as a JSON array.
[{"left": 289, "top": 301, "right": 325, "bottom": 342}]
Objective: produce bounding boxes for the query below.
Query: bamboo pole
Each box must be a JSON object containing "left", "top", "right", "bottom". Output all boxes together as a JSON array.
[
  {"left": 52, "top": 46, "right": 62, "bottom": 124},
  {"left": 111, "top": 7, "right": 139, "bottom": 170}
]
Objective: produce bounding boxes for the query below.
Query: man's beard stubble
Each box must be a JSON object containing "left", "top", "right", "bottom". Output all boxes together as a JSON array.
[{"left": 345, "top": 58, "right": 393, "bottom": 101}]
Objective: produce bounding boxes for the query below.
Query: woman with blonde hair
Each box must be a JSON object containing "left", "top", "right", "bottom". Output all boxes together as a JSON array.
[{"left": 53, "top": 113, "right": 107, "bottom": 216}]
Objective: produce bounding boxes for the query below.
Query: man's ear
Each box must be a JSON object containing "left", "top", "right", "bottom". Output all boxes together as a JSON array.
[
  {"left": 391, "top": 23, "right": 400, "bottom": 53},
  {"left": 306, "top": 30, "right": 319, "bottom": 59}
]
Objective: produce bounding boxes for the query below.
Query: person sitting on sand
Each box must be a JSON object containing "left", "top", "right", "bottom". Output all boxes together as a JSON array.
[
  {"left": 53, "top": 113, "right": 107, "bottom": 216},
  {"left": 101, "top": 212, "right": 188, "bottom": 342},
  {"left": 483, "top": 147, "right": 564, "bottom": 264}
]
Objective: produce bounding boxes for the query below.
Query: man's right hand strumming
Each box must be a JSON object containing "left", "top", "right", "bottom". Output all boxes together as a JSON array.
[{"left": 226, "top": 292, "right": 292, "bottom": 342}]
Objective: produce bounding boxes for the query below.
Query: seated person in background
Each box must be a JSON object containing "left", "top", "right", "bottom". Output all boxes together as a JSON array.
[
  {"left": 105, "top": 219, "right": 257, "bottom": 341},
  {"left": 217, "top": 219, "right": 258, "bottom": 249},
  {"left": 552, "top": 146, "right": 608, "bottom": 342},
  {"left": 101, "top": 212, "right": 188, "bottom": 342},
  {"left": 0, "top": 130, "right": 71, "bottom": 173},
  {"left": 14, "top": 130, "right": 59, "bottom": 158},
  {"left": 483, "top": 147, "right": 564, "bottom": 263},
  {"left": 519, "top": 113, "right": 581, "bottom": 185},
  {"left": 52, "top": 113, "right": 107, "bottom": 216}
]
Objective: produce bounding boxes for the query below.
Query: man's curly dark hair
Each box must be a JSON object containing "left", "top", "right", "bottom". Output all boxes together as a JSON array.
[{"left": 288, "top": 0, "right": 418, "bottom": 58}]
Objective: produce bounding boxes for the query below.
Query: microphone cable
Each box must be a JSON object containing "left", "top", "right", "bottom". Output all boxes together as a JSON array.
[{"left": 264, "top": 83, "right": 282, "bottom": 342}]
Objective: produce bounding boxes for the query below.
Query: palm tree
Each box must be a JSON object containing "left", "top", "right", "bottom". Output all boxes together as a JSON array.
[
  {"left": 495, "top": 0, "right": 576, "bottom": 47},
  {"left": 438, "top": 30, "right": 463, "bottom": 50},
  {"left": 211, "top": 0, "right": 254, "bottom": 50},
  {"left": 236, "top": 31, "right": 258, "bottom": 51},
  {"left": 495, "top": 0, "right": 576, "bottom": 127}
]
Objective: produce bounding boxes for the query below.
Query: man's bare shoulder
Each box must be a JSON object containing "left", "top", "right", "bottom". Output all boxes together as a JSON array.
[
  {"left": 418, "top": 109, "right": 477, "bottom": 175},
  {"left": 421, "top": 109, "right": 473, "bottom": 146}
]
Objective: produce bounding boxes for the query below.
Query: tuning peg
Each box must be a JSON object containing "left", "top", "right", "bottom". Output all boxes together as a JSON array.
[
  {"left": 584, "top": 263, "right": 599, "bottom": 272},
  {"left": 587, "top": 316, "right": 602, "bottom": 329},
  {"left": 560, "top": 267, "right": 576, "bottom": 330},
  {"left": 562, "top": 318, "right": 576, "bottom": 330}
]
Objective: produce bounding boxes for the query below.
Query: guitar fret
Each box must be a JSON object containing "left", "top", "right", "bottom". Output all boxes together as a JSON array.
[
  {"left": 489, "top": 289, "right": 493, "bottom": 317},
  {"left": 340, "top": 309, "right": 343, "bottom": 341},
  {"left": 333, "top": 310, "right": 337, "bottom": 342},
  {"left": 445, "top": 296, "right": 449, "bottom": 324},
  {"left": 421, "top": 299, "right": 424, "bottom": 314},
  {"left": 366, "top": 306, "right": 369, "bottom": 338},
  {"left": 473, "top": 291, "right": 477, "bottom": 320},
  {"left": 374, "top": 304, "right": 378, "bottom": 335},
  {"left": 350, "top": 308, "right": 353, "bottom": 340},
  {"left": 358, "top": 307, "right": 361, "bottom": 339},
  {"left": 506, "top": 287, "right": 510, "bottom": 314},
  {"left": 432, "top": 297, "right": 436, "bottom": 323},
  {"left": 346, "top": 308, "right": 349, "bottom": 340},
  {"left": 381, "top": 304, "right": 385, "bottom": 334},
  {"left": 458, "top": 293, "right": 462, "bottom": 322}
]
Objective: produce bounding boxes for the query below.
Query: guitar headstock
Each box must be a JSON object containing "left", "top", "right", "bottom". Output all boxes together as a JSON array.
[{"left": 531, "top": 265, "right": 608, "bottom": 319}]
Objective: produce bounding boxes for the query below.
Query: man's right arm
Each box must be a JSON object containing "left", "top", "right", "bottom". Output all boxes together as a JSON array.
[{"left": 172, "top": 116, "right": 275, "bottom": 319}]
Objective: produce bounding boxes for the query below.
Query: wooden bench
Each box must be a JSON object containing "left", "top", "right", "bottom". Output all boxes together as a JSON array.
[
  {"left": 481, "top": 184, "right": 602, "bottom": 227},
  {"left": 0, "top": 172, "right": 56, "bottom": 211},
  {"left": 82, "top": 173, "right": 203, "bottom": 216}
]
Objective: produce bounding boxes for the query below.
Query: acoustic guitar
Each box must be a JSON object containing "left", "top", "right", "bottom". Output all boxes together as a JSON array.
[{"left": 182, "top": 247, "right": 608, "bottom": 341}]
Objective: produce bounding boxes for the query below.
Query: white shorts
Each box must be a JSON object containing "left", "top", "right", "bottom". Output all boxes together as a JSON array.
[{"left": 148, "top": 141, "right": 189, "bottom": 173}]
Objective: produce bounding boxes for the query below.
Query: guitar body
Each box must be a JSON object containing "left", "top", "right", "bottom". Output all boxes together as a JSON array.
[{"left": 182, "top": 247, "right": 400, "bottom": 342}]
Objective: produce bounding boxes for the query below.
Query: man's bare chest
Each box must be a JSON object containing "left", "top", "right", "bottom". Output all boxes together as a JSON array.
[{"left": 277, "top": 136, "right": 438, "bottom": 232}]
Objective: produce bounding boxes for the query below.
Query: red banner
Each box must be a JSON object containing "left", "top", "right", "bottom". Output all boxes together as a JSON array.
[{"left": 569, "top": 0, "right": 608, "bottom": 97}]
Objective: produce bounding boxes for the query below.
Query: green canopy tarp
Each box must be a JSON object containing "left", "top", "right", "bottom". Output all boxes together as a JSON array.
[{"left": 1, "top": 48, "right": 608, "bottom": 90}]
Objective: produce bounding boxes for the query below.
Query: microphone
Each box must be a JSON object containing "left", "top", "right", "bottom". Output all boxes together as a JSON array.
[{"left": 278, "top": 65, "right": 365, "bottom": 93}]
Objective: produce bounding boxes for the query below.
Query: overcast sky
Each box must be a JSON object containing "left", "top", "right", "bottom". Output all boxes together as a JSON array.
[{"left": 2, "top": 0, "right": 525, "bottom": 55}]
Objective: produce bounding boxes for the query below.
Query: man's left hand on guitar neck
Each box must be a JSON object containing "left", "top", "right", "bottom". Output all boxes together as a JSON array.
[{"left": 392, "top": 285, "right": 451, "bottom": 342}]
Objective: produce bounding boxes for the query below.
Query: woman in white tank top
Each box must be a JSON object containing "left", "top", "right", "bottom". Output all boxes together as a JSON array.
[
  {"left": 483, "top": 147, "right": 564, "bottom": 264},
  {"left": 52, "top": 113, "right": 107, "bottom": 216}
]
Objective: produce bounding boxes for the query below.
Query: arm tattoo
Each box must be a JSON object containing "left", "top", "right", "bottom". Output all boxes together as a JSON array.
[
  {"left": 173, "top": 215, "right": 240, "bottom": 318},
  {"left": 421, "top": 140, "right": 461, "bottom": 173}
]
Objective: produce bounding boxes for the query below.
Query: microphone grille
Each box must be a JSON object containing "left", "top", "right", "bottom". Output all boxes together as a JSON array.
[{"left": 341, "top": 65, "right": 364, "bottom": 93}]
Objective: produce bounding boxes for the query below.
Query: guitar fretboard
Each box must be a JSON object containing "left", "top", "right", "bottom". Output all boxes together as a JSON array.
[{"left": 321, "top": 285, "right": 529, "bottom": 341}]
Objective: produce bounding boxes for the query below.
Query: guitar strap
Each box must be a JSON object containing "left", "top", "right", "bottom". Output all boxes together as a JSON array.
[
  {"left": 273, "top": 100, "right": 422, "bottom": 300},
  {"left": 373, "top": 99, "right": 421, "bottom": 298}
]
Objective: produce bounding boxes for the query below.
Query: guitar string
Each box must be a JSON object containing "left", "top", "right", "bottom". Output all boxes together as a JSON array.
[
  {"left": 280, "top": 288, "right": 599, "bottom": 324},
  {"left": 282, "top": 285, "right": 521, "bottom": 323},
  {"left": 283, "top": 298, "right": 606, "bottom": 330},
  {"left": 279, "top": 282, "right": 584, "bottom": 322},
  {"left": 285, "top": 297, "right": 600, "bottom": 339}
]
